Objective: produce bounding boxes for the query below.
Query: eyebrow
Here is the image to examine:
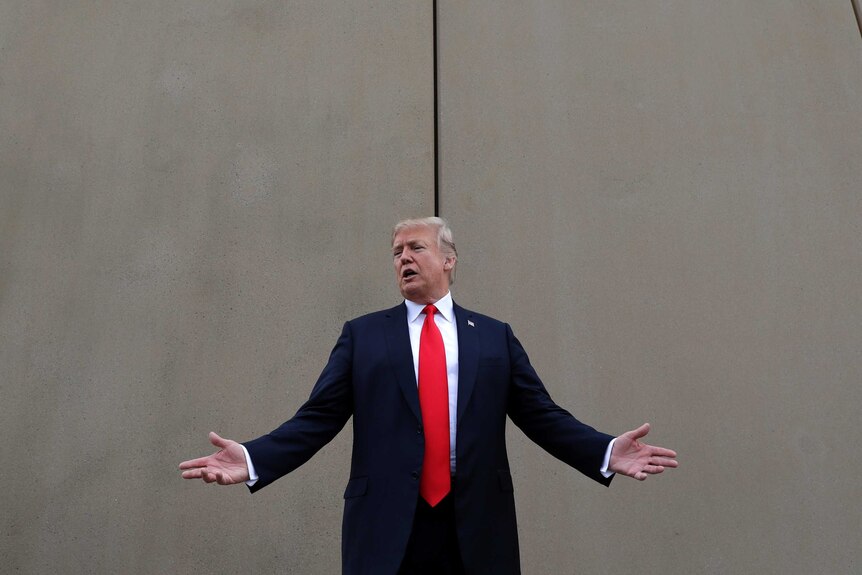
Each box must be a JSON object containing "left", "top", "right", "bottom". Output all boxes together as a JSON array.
[
  {"left": 394, "top": 239, "right": 426, "bottom": 248},
  {"left": 393, "top": 240, "right": 428, "bottom": 255}
]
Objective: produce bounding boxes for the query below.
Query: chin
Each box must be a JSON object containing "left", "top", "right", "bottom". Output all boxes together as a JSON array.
[
  {"left": 400, "top": 283, "right": 420, "bottom": 298},
  {"left": 403, "top": 291, "right": 422, "bottom": 301},
  {"left": 402, "top": 289, "right": 429, "bottom": 303}
]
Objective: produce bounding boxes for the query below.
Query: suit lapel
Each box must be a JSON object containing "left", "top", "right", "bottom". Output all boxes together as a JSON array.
[
  {"left": 384, "top": 303, "right": 422, "bottom": 423},
  {"left": 454, "top": 303, "right": 479, "bottom": 425}
]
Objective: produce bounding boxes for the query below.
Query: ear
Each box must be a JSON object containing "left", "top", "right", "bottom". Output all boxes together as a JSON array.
[{"left": 443, "top": 256, "right": 456, "bottom": 270}]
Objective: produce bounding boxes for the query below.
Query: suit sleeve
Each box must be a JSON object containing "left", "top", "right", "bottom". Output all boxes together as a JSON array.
[
  {"left": 504, "top": 324, "right": 614, "bottom": 486},
  {"left": 242, "top": 322, "right": 354, "bottom": 492}
]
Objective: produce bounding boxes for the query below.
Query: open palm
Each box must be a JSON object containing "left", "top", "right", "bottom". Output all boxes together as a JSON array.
[
  {"left": 609, "top": 423, "right": 678, "bottom": 481},
  {"left": 179, "top": 432, "right": 250, "bottom": 485}
]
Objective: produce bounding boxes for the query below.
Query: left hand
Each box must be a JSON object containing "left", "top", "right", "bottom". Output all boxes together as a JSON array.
[
  {"left": 609, "top": 423, "right": 678, "bottom": 481},
  {"left": 179, "top": 432, "right": 250, "bottom": 485}
]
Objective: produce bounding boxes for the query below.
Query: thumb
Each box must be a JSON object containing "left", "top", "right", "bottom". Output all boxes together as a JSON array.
[
  {"left": 626, "top": 422, "right": 650, "bottom": 440},
  {"left": 209, "top": 431, "right": 230, "bottom": 449}
]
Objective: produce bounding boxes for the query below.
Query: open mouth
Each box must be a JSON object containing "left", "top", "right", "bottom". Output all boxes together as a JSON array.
[{"left": 402, "top": 269, "right": 418, "bottom": 280}]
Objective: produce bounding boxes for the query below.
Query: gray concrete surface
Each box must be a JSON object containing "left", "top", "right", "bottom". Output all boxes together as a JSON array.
[
  {"left": 438, "top": 1, "right": 862, "bottom": 574},
  {"left": 2, "top": 1, "right": 861, "bottom": 574},
  {"left": 0, "top": 1, "right": 432, "bottom": 573}
]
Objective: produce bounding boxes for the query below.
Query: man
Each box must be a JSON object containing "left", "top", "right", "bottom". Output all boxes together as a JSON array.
[{"left": 180, "top": 217, "right": 678, "bottom": 575}]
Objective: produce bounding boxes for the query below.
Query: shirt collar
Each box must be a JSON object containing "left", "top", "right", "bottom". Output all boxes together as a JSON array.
[{"left": 405, "top": 291, "right": 454, "bottom": 324}]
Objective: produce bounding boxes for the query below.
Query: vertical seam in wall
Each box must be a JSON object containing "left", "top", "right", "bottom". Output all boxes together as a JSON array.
[
  {"left": 433, "top": 0, "right": 440, "bottom": 217},
  {"left": 853, "top": 0, "right": 862, "bottom": 38}
]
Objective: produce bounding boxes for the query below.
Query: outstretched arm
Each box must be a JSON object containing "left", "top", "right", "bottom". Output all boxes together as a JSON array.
[
  {"left": 179, "top": 432, "right": 250, "bottom": 485},
  {"left": 609, "top": 423, "right": 678, "bottom": 481}
]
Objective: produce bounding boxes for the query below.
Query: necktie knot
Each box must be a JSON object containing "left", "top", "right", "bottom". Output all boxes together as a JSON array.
[{"left": 423, "top": 304, "right": 438, "bottom": 318}]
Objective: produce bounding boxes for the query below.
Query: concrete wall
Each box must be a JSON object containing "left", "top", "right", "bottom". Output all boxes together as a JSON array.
[
  {"left": 2, "top": 1, "right": 860, "bottom": 574},
  {"left": 439, "top": 2, "right": 862, "bottom": 574},
  {"left": 0, "top": 2, "right": 432, "bottom": 573}
]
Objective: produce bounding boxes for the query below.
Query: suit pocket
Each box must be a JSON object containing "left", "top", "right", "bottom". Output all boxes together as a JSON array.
[
  {"left": 343, "top": 476, "right": 368, "bottom": 499},
  {"left": 497, "top": 469, "right": 514, "bottom": 492}
]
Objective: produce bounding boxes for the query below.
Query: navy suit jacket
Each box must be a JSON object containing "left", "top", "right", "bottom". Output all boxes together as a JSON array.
[{"left": 244, "top": 302, "right": 613, "bottom": 575}]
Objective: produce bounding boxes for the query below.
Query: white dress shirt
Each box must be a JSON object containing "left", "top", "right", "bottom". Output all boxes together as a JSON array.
[{"left": 404, "top": 292, "right": 459, "bottom": 473}]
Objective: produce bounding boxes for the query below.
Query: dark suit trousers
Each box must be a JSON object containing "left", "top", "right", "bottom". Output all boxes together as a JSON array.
[{"left": 398, "top": 492, "right": 465, "bottom": 575}]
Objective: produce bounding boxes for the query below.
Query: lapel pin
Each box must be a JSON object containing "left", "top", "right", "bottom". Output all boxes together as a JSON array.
[{"left": 467, "top": 320, "right": 475, "bottom": 328}]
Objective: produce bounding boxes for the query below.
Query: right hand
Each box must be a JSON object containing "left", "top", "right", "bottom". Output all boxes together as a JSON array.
[{"left": 179, "top": 432, "right": 250, "bottom": 485}]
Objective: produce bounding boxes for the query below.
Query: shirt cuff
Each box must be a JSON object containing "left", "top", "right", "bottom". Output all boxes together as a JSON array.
[
  {"left": 240, "top": 444, "right": 259, "bottom": 487},
  {"left": 600, "top": 437, "right": 617, "bottom": 479}
]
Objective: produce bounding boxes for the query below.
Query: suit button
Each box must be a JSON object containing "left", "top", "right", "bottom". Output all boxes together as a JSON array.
[
  {"left": 416, "top": 426, "right": 422, "bottom": 435},
  {"left": 411, "top": 471, "right": 419, "bottom": 479}
]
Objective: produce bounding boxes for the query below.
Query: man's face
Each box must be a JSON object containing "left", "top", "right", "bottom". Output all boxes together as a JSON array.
[{"left": 392, "top": 225, "right": 453, "bottom": 304}]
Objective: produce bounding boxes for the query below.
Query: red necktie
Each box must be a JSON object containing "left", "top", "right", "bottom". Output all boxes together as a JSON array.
[{"left": 418, "top": 305, "right": 450, "bottom": 507}]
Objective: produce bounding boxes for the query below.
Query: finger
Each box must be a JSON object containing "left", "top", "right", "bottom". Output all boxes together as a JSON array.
[
  {"left": 209, "top": 431, "right": 230, "bottom": 449},
  {"left": 647, "top": 445, "right": 677, "bottom": 458},
  {"left": 625, "top": 422, "right": 650, "bottom": 440},
  {"left": 651, "top": 457, "right": 679, "bottom": 468},
  {"left": 634, "top": 471, "right": 648, "bottom": 481},
  {"left": 181, "top": 468, "right": 204, "bottom": 479},
  {"left": 642, "top": 465, "right": 665, "bottom": 475},
  {"left": 202, "top": 469, "right": 217, "bottom": 483},
  {"left": 179, "top": 456, "right": 212, "bottom": 470}
]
